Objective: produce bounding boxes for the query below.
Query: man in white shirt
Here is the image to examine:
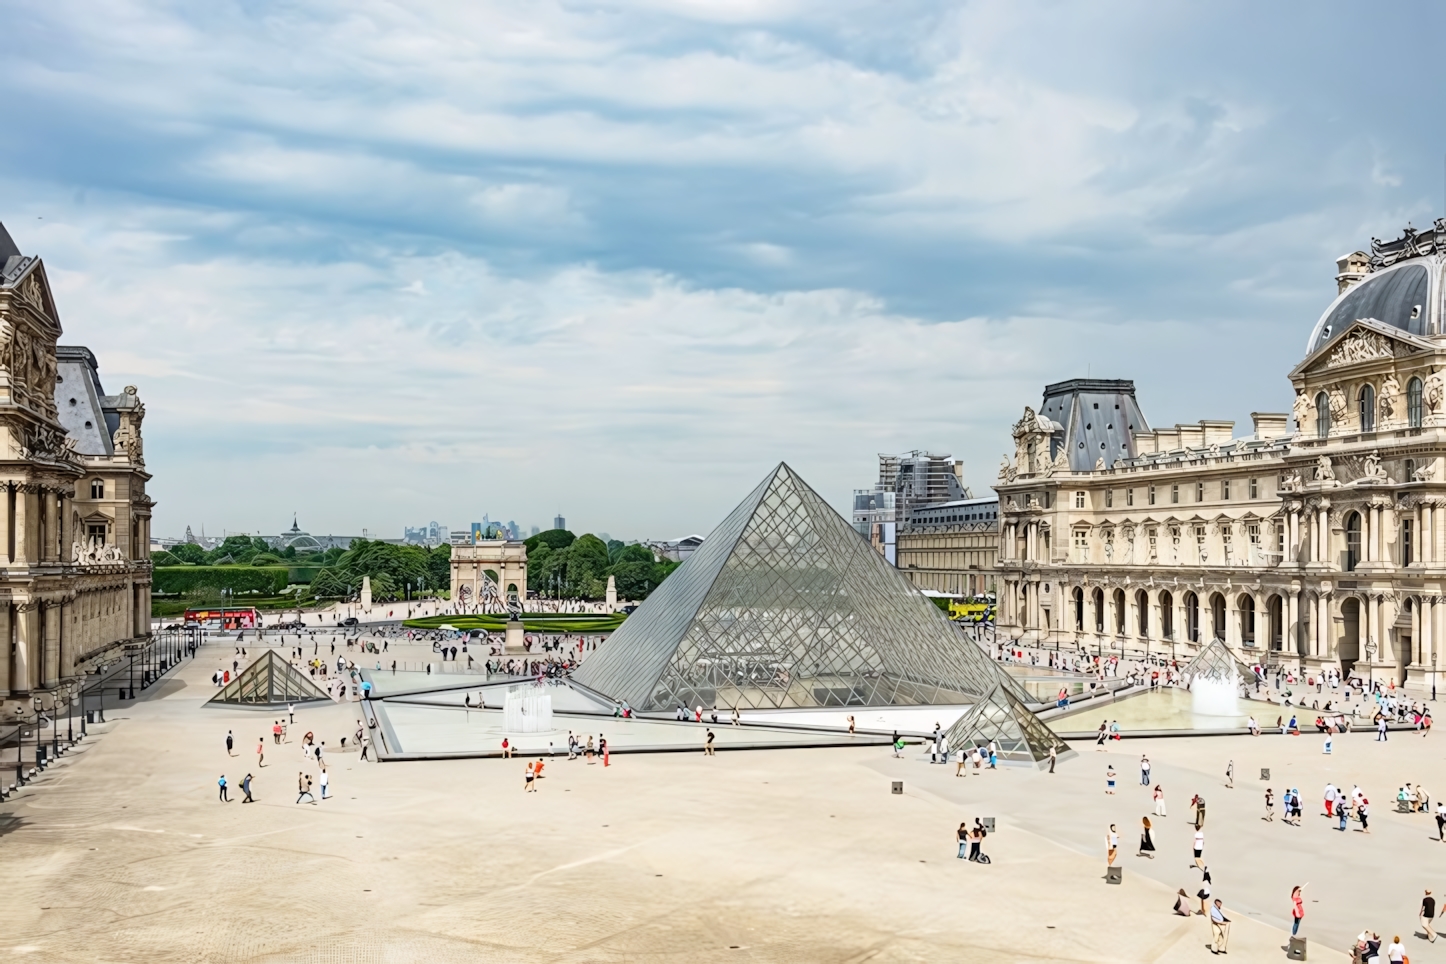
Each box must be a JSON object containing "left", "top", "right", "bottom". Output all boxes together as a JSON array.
[
  {"left": 1324, "top": 783, "right": 1338, "bottom": 817},
  {"left": 1209, "top": 899, "right": 1230, "bottom": 953}
]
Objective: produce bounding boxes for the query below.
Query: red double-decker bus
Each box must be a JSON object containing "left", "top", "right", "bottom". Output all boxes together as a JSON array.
[{"left": 183, "top": 607, "right": 259, "bottom": 630}]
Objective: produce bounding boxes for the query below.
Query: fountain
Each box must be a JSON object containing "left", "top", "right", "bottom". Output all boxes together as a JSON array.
[
  {"left": 1190, "top": 673, "right": 1241, "bottom": 717},
  {"left": 503, "top": 684, "right": 554, "bottom": 733}
]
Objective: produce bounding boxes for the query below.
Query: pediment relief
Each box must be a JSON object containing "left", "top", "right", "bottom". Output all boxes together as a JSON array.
[
  {"left": 3, "top": 259, "right": 61, "bottom": 334},
  {"left": 1291, "top": 318, "right": 1434, "bottom": 379}
]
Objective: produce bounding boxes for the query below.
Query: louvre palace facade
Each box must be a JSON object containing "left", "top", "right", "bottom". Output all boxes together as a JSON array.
[
  {"left": 0, "top": 222, "right": 154, "bottom": 710},
  {"left": 995, "top": 224, "right": 1446, "bottom": 695}
]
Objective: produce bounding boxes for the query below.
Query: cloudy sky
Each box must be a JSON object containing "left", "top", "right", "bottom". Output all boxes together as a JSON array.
[{"left": 2, "top": 0, "right": 1444, "bottom": 541}]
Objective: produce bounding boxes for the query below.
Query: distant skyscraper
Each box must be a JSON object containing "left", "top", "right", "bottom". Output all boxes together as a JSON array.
[{"left": 554, "top": 514, "right": 566, "bottom": 531}]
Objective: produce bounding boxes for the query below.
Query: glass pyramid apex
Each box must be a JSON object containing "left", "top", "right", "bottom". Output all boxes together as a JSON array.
[
  {"left": 1185, "top": 637, "right": 1252, "bottom": 685},
  {"left": 941, "top": 682, "right": 1072, "bottom": 768},
  {"left": 207, "top": 650, "right": 333, "bottom": 706},
  {"left": 572, "top": 462, "right": 1028, "bottom": 711}
]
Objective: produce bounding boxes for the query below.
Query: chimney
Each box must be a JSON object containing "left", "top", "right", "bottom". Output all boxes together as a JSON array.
[
  {"left": 1176, "top": 424, "right": 1204, "bottom": 449},
  {"left": 1251, "top": 412, "right": 1289, "bottom": 440},
  {"left": 1335, "top": 251, "right": 1369, "bottom": 294},
  {"left": 1200, "top": 420, "right": 1235, "bottom": 446}
]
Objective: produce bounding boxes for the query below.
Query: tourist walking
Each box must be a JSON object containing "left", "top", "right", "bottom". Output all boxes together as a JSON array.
[
  {"left": 1289, "top": 885, "right": 1304, "bottom": 937},
  {"left": 502, "top": 737, "right": 511, "bottom": 759},
  {"left": 1209, "top": 899, "right": 1230, "bottom": 954},
  {"left": 524, "top": 760, "right": 537, "bottom": 792},
  {"left": 1106, "top": 765, "right": 1116, "bottom": 794},
  {"left": 1386, "top": 934, "right": 1405, "bottom": 962},
  {"left": 1153, "top": 784, "right": 1167, "bottom": 816},
  {"left": 1048, "top": 745, "right": 1056, "bottom": 773},
  {"left": 1192, "top": 828, "right": 1205, "bottom": 870},
  {"left": 1106, "top": 824, "right": 1119, "bottom": 866},
  {"left": 1437, "top": 800, "right": 1446, "bottom": 841},
  {"left": 319, "top": 769, "right": 329, "bottom": 800},
  {"left": 601, "top": 735, "right": 609, "bottom": 766},
  {"left": 1225, "top": 760, "right": 1234, "bottom": 789},
  {"left": 296, "top": 772, "right": 315, "bottom": 804},
  {"left": 1192, "top": 793, "right": 1206, "bottom": 829},
  {"left": 1324, "top": 782, "right": 1338, "bottom": 817},
  {"left": 1264, "top": 787, "right": 1274, "bottom": 822},
  {"left": 1137, "top": 816, "right": 1155, "bottom": 858},
  {"left": 241, "top": 773, "right": 254, "bottom": 803},
  {"left": 956, "top": 822, "right": 969, "bottom": 859},
  {"left": 1140, "top": 754, "right": 1151, "bottom": 786},
  {"left": 1378, "top": 715, "right": 1389, "bottom": 741},
  {"left": 256, "top": 739, "right": 265, "bottom": 768},
  {"left": 704, "top": 729, "right": 715, "bottom": 756},
  {"left": 1422, "top": 889, "right": 1437, "bottom": 942},
  {"left": 226, "top": 730, "right": 234, "bottom": 756},
  {"left": 218, "top": 775, "right": 228, "bottom": 802},
  {"left": 1197, "top": 866, "right": 1213, "bottom": 915}
]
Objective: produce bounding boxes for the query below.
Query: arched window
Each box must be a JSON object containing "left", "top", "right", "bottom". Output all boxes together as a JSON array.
[
  {"left": 1345, "top": 511, "right": 1361, "bottom": 571},
  {"left": 1073, "top": 587, "right": 1084, "bottom": 632},
  {"left": 1408, "top": 376, "right": 1424, "bottom": 428},
  {"left": 1239, "top": 594, "right": 1256, "bottom": 646},
  {"left": 1092, "top": 587, "right": 1104, "bottom": 632},
  {"left": 1160, "top": 590, "right": 1174, "bottom": 639},
  {"left": 1315, "top": 391, "right": 1330, "bottom": 438},
  {"left": 1184, "top": 591, "right": 1200, "bottom": 643},
  {"left": 1113, "top": 588, "right": 1126, "bottom": 635},
  {"left": 1136, "top": 588, "right": 1149, "bottom": 637},
  {"left": 1358, "top": 384, "right": 1375, "bottom": 432}
]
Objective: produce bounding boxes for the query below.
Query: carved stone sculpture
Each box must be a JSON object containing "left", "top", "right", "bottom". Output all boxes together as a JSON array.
[
  {"left": 1292, "top": 391, "right": 1309, "bottom": 432},
  {"left": 1363, "top": 450, "right": 1385, "bottom": 480},
  {"left": 1328, "top": 388, "right": 1348, "bottom": 424},
  {"left": 1380, "top": 373, "right": 1400, "bottom": 423},
  {"left": 1427, "top": 369, "right": 1445, "bottom": 414},
  {"left": 1314, "top": 455, "right": 1335, "bottom": 482}
]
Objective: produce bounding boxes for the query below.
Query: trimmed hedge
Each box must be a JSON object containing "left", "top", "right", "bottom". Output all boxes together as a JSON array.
[{"left": 153, "top": 566, "right": 290, "bottom": 596}]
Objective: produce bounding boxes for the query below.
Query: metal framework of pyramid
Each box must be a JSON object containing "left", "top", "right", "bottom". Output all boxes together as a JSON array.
[
  {"left": 207, "top": 650, "right": 333, "bottom": 706},
  {"left": 1185, "top": 637, "right": 1253, "bottom": 687},
  {"left": 941, "top": 682, "right": 1073, "bottom": 768},
  {"left": 572, "top": 462, "right": 1029, "bottom": 712}
]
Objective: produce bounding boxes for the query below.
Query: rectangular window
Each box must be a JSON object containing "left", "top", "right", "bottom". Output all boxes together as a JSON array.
[
  {"left": 1148, "top": 485, "right": 1156, "bottom": 506},
  {"left": 1222, "top": 479, "right": 1231, "bottom": 500},
  {"left": 1075, "top": 491, "right": 1086, "bottom": 509},
  {"left": 1403, "top": 519, "right": 1414, "bottom": 566},
  {"left": 1249, "top": 478, "right": 1259, "bottom": 499},
  {"left": 1170, "top": 484, "right": 1179, "bottom": 504},
  {"left": 1105, "top": 489, "right": 1113, "bottom": 508},
  {"left": 1196, "top": 482, "right": 1204, "bottom": 502},
  {"left": 1126, "top": 488, "right": 1134, "bottom": 507}
]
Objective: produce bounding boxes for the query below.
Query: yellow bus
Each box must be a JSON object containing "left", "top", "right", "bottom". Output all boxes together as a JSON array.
[{"left": 948, "top": 598, "right": 996, "bottom": 623}]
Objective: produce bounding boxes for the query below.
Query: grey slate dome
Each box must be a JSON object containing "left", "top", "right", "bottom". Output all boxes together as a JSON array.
[{"left": 1307, "top": 261, "right": 1432, "bottom": 354}]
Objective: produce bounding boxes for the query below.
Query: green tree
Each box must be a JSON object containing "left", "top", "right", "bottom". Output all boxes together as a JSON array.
[
  {"left": 525, "top": 529, "right": 575, "bottom": 552},
  {"left": 170, "top": 543, "right": 206, "bottom": 565}
]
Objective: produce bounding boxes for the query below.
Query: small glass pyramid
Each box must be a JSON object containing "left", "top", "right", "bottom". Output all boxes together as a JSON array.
[
  {"left": 572, "top": 462, "right": 1028, "bottom": 711},
  {"left": 941, "top": 683, "right": 1073, "bottom": 768},
  {"left": 1184, "top": 637, "right": 1252, "bottom": 685},
  {"left": 207, "top": 650, "right": 334, "bottom": 705}
]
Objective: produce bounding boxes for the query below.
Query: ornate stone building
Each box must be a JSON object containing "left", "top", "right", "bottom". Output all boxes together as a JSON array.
[
  {"left": 895, "top": 496, "right": 1000, "bottom": 596},
  {"left": 0, "top": 222, "right": 153, "bottom": 708},
  {"left": 996, "top": 224, "right": 1446, "bottom": 696}
]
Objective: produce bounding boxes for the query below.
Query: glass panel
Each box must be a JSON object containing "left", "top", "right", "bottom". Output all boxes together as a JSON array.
[{"left": 573, "top": 463, "right": 1024, "bottom": 711}]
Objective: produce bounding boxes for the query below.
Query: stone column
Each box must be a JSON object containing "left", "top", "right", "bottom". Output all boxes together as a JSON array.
[
  {"left": 1318, "top": 506, "right": 1329, "bottom": 564},
  {"left": 1425, "top": 503, "right": 1435, "bottom": 564},
  {"left": 1287, "top": 591, "right": 1300, "bottom": 658},
  {"left": 13, "top": 486, "right": 30, "bottom": 566},
  {"left": 0, "top": 603, "right": 9, "bottom": 697},
  {"left": 1318, "top": 592, "right": 1331, "bottom": 660},
  {"left": 14, "top": 604, "right": 32, "bottom": 692},
  {"left": 42, "top": 601, "right": 59, "bottom": 687},
  {"left": 43, "top": 488, "right": 57, "bottom": 563}
]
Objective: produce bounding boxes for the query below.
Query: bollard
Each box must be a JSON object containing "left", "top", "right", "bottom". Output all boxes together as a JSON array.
[
  {"left": 1287, "top": 935, "right": 1306, "bottom": 960},
  {"left": 891, "top": 781, "right": 903, "bottom": 795},
  {"left": 1105, "top": 866, "right": 1122, "bottom": 884},
  {"left": 982, "top": 817, "right": 995, "bottom": 833},
  {"left": 1261, "top": 767, "right": 1270, "bottom": 781}
]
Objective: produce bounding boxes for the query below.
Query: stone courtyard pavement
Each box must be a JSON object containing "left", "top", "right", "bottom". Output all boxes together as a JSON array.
[{"left": 3, "top": 641, "right": 1441, "bottom": 961}]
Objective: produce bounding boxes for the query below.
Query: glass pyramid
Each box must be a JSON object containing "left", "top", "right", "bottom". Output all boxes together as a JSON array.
[
  {"left": 207, "top": 650, "right": 333, "bottom": 706},
  {"left": 1185, "top": 637, "right": 1252, "bottom": 685},
  {"left": 941, "top": 682, "right": 1073, "bottom": 768},
  {"left": 572, "top": 462, "right": 1029, "bottom": 711}
]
